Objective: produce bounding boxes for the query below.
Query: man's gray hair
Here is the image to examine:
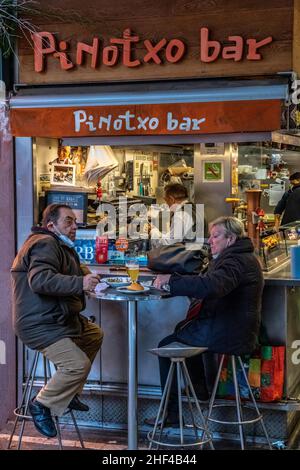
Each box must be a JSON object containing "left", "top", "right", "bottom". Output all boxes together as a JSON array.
[{"left": 209, "top": 216, "right": 245, "bottom": 239}]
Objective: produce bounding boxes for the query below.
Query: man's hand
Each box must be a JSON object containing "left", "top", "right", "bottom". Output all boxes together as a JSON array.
[
  {"left": 153, "top": 274, "right": 171, "bottom": 290},
  {"left": 83, "top": 274, "right": 100, "bottom": 292},
  {"left": 274, "top": 215, "right": 281, "bottom": 232}
]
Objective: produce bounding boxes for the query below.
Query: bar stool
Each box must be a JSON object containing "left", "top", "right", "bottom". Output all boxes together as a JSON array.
[
  {"left": 206, "top": 354, "right": 272, "bottom": 450},
  {"left": 147, "top": 342, "right": 214, "bottom": 450},
  {"left": 7, "top": 350, "right": 85, "bottom": 450}
]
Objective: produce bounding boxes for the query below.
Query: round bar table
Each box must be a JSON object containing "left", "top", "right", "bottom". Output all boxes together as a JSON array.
[{"left": 91, "top": 285, "right": 170, "bottom": 450}]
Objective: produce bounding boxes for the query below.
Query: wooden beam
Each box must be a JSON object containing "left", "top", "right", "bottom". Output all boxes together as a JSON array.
[{"left": 293, "top": 0, "right": 300, "bottom": 75}]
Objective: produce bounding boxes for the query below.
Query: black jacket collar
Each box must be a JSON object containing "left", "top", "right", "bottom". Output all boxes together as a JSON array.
[
  {"left": 30, "top": 226, "right": 74, "bottom": 250},
  {"left": 31, "top": 226, "right": 61, "bottom": 242},
  {"left": 211, "top": 237, "right": 254, "bottom": 267}
]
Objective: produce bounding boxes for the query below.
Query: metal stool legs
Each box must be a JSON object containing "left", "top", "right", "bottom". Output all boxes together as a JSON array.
[
  {"left": 7, "top": 350, "right": 85, "bottom": 450},
  {"left": 148, "top": 357, "right": 213, "bottom": 450},
  {"left": 206, "top": 355, "right": 272, "bottom": 450},
  {"left": 7, "top": 350, "right": 39, "bottom": 450}
]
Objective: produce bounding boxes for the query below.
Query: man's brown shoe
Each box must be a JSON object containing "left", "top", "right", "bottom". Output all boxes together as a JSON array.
[{"left": 68, "top": 395, "right": 89, "bottom": 412}]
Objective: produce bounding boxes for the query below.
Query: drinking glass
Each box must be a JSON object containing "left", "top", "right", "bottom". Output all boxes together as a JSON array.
[{"left": 126, "top": 261, "right": 140, "bottom": 284}]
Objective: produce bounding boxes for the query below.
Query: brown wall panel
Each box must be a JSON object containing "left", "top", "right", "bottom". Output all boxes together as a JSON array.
[
  {"left": 18, "top": 0, "right": 293, "bottom": 84},
  {"left": 293, "top": 0, "right": 300, "bottom": 74},
  {"left": 27, "top": 0, "right": 293, "bottom": 23}
]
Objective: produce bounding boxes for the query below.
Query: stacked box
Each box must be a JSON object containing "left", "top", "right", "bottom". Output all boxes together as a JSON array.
[{"left": 74, "top": 230, "right": 96, "bottom": 264}]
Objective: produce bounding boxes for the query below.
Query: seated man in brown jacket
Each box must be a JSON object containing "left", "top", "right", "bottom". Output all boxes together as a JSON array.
[{"left": 11, "top": 204, "right": 103, "bottom": 438}]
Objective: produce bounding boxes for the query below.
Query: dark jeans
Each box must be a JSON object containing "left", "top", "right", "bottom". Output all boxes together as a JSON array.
[{"left": 158, "top": 333, "right": 209, "bottom": 414}]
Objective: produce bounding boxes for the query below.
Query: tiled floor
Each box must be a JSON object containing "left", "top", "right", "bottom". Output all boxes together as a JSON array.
[
  {"left": 0, "top": 420, "right": 132, "bottom": 450},
  {"left": 0, "top": 420, "right": 275, "bottom": 451}
]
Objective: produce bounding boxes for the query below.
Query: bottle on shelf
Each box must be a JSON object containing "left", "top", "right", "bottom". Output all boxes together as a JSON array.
[{"left": 96, "top": 236, "right": 108, "bottom": 264}]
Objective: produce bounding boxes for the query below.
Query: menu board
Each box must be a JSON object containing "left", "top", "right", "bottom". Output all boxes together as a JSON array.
[{"left": 46, "top": 191, "right": 87, "bottom": 225}]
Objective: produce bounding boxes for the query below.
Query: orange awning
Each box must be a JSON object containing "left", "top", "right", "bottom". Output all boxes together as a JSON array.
[{"left": 10, "top": 100, "right": 281, "bottom": 138}]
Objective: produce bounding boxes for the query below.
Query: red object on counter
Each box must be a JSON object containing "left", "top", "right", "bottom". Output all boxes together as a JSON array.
[
  {"left": 96, "top": 179, "right": 103, "bottom": 200},
  {"left": 96, "top": 236, "right": 108, "bottom": 264},
  {"left": 255, "top": 207, "right": 266, "bottom": 233},
  {"left": 255, "top": 207, "right": 265, "bottom": 217}
]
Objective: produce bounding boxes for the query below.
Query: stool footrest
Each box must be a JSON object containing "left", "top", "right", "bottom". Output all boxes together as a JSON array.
[
  {"left": 208, "top": 415, "right": 263, "bottom": 425},
  {"left": 207, "top": 402, "right": 263, "bottom": 425},
  {"left": 147, "top": 428, "right": 213, "bottom": 448},
  {"left": 13, "top": 406, "right": 33, "bottom": 420}
]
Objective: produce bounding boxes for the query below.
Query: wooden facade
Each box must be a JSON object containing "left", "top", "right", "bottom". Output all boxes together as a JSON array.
[
  {"left": 293, "top": 0, "right": 300, "bottom": 75},
  {"left": 19, "top": 0, "right": 293, "bottom": 85}
]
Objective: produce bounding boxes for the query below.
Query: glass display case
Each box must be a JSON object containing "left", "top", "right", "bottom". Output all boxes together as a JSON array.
[
  {"left": 279, "top": 221, "right": 300, "bottom": 248},
  {"left": 237, "top": 142, "right": 300, "bottom": 228},
  {"left": 259, "top": 222, "right": 300, "bottom": 271},
  {"left": 259, "top": 229, "right": 288, "bottom": 271}
]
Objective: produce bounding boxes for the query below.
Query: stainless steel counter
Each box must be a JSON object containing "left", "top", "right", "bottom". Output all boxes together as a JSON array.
[
  {"left": 92, "top": 258, "right": 300, "bottom": 286},
  {"left": 263, "top": 259, "right": 300, "bottom": 286}
]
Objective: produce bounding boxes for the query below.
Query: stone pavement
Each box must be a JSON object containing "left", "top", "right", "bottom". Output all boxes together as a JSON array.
[
  {"left": 0, "top": 420, "right": 133, "bottom": 450},
  {"left": 0, "top": 419, "right": 273, "bottom": 451}
]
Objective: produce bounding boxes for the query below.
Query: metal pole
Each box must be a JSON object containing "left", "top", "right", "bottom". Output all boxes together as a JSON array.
[
  {"left": 231, "top": 356, "right": 245, "bottom": 449},
  {"left": 127, "top": 300, "right": 138, "bottom": 450}
]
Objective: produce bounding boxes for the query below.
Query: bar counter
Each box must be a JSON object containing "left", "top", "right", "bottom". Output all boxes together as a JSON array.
[
  {"left": 88, "top": 262, "right": 299, "bottom": 445},
  {"left": 26, "top": 261, "right": 300, "bottom": 448}
]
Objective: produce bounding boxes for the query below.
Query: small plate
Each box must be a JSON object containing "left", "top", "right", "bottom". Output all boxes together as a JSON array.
[
  {"left": 101, "top": 277, "right": 131, "bottom": 288},
  {"left": 116, "top": 286, "right": 150, "bottom": 294}
]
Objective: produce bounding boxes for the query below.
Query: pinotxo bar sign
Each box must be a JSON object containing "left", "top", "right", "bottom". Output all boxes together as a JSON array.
[
  {"left": 32, "top": 28, "right": 273, "bottom": 73},
  {"left": 11, "top": 100, "right": 281, "bottom": 138}
]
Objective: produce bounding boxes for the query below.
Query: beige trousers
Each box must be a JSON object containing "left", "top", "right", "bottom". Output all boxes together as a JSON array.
[{"left": 36, "top": 317, "right": 103, "bottom": 416}]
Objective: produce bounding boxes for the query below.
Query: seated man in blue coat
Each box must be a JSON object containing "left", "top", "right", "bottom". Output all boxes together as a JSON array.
[{"left": 152, "top": 216, "right": 264, "bottom": 426}]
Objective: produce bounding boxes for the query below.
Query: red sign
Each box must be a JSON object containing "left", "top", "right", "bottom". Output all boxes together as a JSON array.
[
  {"left": 32, "top": 28, "right": 272, "bottom": 73},
  {"left": 11, "top": 100, "right": 281, "bottom": 137}
]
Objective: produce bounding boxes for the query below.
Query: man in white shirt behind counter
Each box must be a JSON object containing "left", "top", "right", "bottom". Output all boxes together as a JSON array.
[{"left": 149, "top": 183, "right": 201, "bottom": 248}]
